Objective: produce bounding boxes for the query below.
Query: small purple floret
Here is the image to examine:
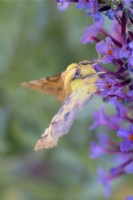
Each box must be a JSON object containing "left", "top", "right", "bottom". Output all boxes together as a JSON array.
[
  {"left": 98, "top": 167, "right": 111, "bottom": 198},
  {"left": 117, "top": 126, "right": 133, "bottom": 152},
  {"left": 81, "top": 19, "right": 103, "bottom": 44}
]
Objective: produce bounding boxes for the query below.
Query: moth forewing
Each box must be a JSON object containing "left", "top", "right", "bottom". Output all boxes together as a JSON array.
[
  {"left": 34, "top": 88, "right": 96, "bottom": 151},
  {"left": 21, "top": 73, "right": 66, "bottom": 101}
]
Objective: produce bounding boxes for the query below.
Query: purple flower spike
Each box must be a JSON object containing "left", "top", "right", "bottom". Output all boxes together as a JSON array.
[
  {"left": 54, "top": 0, "right": 133, "bottom": 198},
  {"left": 117, "top": 125, "right": 133, "bottom": 152}
]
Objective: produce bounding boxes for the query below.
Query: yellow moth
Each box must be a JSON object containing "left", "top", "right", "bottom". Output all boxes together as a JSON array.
[{"left": 21, "top": 61, "right": 102, "bottom": 151}]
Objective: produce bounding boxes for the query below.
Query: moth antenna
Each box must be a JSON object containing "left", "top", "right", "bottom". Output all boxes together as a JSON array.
[{"left": 97, "top": 52, "right": 101, "bottom": 62}]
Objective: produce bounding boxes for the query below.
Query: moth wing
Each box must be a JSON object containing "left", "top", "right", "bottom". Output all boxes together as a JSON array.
[
  {"left": 21, "top": 73, "right": 66, "bottom": 101},
  {"left": 34, "top": 91, "right": 92, "bottom": 151}
]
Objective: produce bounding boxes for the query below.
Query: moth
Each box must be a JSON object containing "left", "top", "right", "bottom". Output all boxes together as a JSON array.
[{"left": 21, "top": 61, "right": 103, "bottom": 151}]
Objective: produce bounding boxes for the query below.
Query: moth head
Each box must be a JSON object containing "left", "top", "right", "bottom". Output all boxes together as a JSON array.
[
  {"left": 62, "top": 61, "right": 98, "bottom": 95},
  {"left": 77, "top": 60, "right": 97, "bottom": 79}
]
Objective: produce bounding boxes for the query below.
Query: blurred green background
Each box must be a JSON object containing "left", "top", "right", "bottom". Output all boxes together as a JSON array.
[{"left": 0, "top": 1, "right": 132, "bottom": 200}]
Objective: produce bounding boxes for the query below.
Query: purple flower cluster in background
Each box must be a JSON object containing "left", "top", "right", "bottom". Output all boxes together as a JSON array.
[{"left": 54, "top": 0, "right": 133, "bottom": 199}]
